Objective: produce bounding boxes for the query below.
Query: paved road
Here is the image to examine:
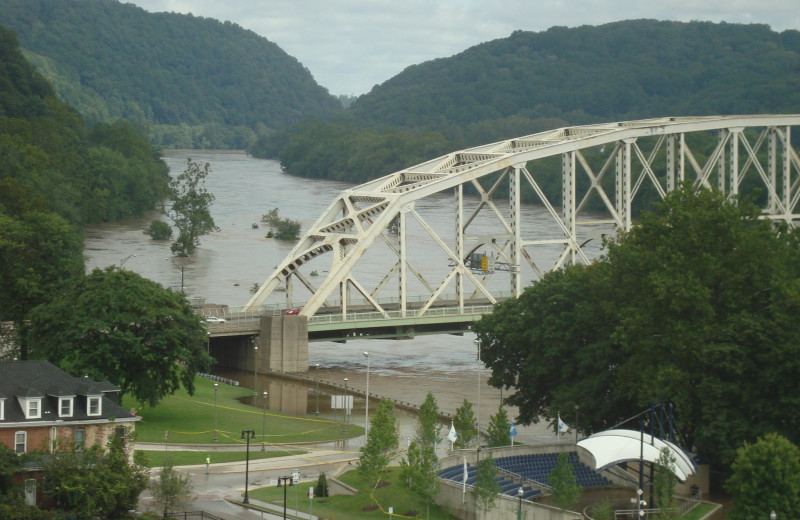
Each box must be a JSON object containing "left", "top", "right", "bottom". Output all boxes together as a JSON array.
[{"left": 138, "top": 448, "right": 360, "bottom": 519}]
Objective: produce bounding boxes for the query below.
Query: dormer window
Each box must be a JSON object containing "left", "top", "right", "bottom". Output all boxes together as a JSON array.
[
  {"left": 26, "top": 398, "right": 41, "bottom": 419},
  {"left": 87, "top": 396, "right": 101, "bottom": 416},
  {"left": 59, "top": 397, "right": 74, "bottom": 418}
]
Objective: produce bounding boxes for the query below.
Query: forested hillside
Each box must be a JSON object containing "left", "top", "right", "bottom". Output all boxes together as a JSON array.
[
  {"left": 253, "top": 20, "right": 800, "bottom": 185},
  {"left": 0, "top": 25, "right": 169, "bottom": 323},
  {"left": 0, "top": 0, "right": 342, "bottom": 149}
]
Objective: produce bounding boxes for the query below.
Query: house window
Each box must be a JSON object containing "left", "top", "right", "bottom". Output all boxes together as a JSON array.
[
  {"left": 74, "top": 429, "right": 85, "bottom": 451},
  {"left": 87, "top": 396, "right": 101, "bottom": 416},
  {"left": 59, "top": 397, "right": 73, "bottom": 417},
  {"left": 0, "top": 398, "right": 4, "bottom": 420},
  {"left": 15, "top": 431, "right": 27, "bottom": 454},
  {"left": 26, "top": 399, "right": 41, "bottom": 419}
]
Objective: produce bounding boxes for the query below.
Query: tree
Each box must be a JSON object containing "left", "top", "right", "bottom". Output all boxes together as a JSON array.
[
  {"left": 150, "top": 463, "right": 193, "bottom": 519},
  {"left": 144, "top": 220, "right": 173, "bottom": 240},
  {"left": 472, "top": 455, "right": 500, "bottom": 519},
  {"left": 725, "top": 433, "right": 800, "bottom": 520},
  {"left": 652, "top": 447, "right": 678, "bottom": 519},
  {"left": 452, "top": 399, "right": 477, "bottom": 449},
  {"left": 475, "top": 185, "right": 800, "bottom": 468},
  {"left": 0, "top": 443, "right": 21, "bottom": 498},
  {"left": 0, "top": 210, "right": 84, "bottom": 325},
  {"left": 548, "top": 452, "right": 581, "bottom": 510},
  {"left": 26, "top": 266, "right": 213, "bottom": 406},
  {"left": 416, "top": 392, "right": 442, "bottom": 448},
  {"left": 261, "top": 208, "right": 301, "bottom": 240},
  {"left": 358, "top": 398, "right": 399, "bottom": 490},
  {"left": 44, "top": 428, "right": 149, "bottom": 519},
  {"left": 162, "top": 158, "right": 218, "bottom": 256},
  {"left": 314, "top": 472, "right": 329, "bottom": 498},
  {"left": 400, "top": 440, "right": 439, "bottom": 520},
  {"left": 486, "top": 406, "right": 511, "bottom": 447}
]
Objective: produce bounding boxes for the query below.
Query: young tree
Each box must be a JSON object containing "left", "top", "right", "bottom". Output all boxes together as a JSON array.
[
  {"left": 162, "top": 158, "right": 219, "bottom": 256},
  {"left": 486, "top": 406, "right": 511, "bottom": 447},
  {"left": 400, "top": 440, "right": 439, "bottom": 520},
  {"left": 472, "top": 454, "right": 500, "bottom": 519},
  {"left": 416, "top": 392, "right": 442, "bottom": 448},
  {"left": 725, "top": 433, "right": 800, "bottom": 520},
  {"left": 548, "top": 452, "right": 581, "bottom": 510},
  {"left": 358, "top": 398, "right": 399, "bottom": 490},
  {"left": 44, "top": 429, "right": 149, "bottom": 519},
  {"left": 150, "top": 463, "right": 193, "bottom": 519},
  {"left": 452, "top": 399, "right": 477, "bottom": 449},
  {"left": 314, "top": 472, "right": 329, "bottom": 498},
  {"left": 26, "top": 267, "right": 213, "bottom": 406},
  {"left": 653, "top": 447, "right": 678, "bottom": 519}
]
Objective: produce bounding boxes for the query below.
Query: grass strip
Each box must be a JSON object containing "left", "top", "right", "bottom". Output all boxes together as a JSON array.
[{"left": 138, "top": 448, "right": 306, "bottom": 467}]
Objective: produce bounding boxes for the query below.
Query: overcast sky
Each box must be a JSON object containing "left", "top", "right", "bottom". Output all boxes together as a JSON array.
[{"left": 126, "top": 0, "right": 800, "bottom": 96}]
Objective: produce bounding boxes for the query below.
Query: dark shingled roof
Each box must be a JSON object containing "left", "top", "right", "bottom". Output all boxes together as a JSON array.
[{"left": 0, "top": 360, "right": 137, "bottom": 424}]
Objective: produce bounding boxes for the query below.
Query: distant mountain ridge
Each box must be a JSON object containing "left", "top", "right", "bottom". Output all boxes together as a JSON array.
[
  {"left": 255, "top": 19, "right": 800, "bottom": 184},
  {"left": 0, "top": 0, "right": 342, "bottom": 148}
]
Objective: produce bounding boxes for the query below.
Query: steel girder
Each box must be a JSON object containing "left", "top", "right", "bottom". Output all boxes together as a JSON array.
[{"left": 243, "top": 115, "right": 800, "bottom": 317}]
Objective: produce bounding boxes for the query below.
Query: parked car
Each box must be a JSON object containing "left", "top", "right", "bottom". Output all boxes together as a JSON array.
[{"left": 205, "top": 316, "right": 226, "bottom": 323}]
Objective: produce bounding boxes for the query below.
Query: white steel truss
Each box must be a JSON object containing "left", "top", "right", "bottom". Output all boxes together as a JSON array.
[{"left": 244, "top": 115, "right": 800, "bottom": 318}]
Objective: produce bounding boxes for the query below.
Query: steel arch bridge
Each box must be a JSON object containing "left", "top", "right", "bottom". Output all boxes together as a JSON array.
[{"left": 244, "top": 115, "right": 800, "bottom": 323}]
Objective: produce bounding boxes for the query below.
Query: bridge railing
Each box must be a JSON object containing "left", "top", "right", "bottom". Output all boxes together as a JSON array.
[{"left": 307, "top": 304, "right": 497, "bottom": 325}]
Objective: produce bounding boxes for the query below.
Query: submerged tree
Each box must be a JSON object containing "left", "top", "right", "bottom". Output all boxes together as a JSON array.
[
  {"left": 162, "top": 158, "right": 218, "bottom": 256},
  {"left": 261, "top": 207, "right": 301, "bottom": 240}
]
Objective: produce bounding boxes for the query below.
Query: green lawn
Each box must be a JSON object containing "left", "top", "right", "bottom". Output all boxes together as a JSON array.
[
  {"left": 123, "top": 377, "right": 363, "bottom": 445},
  {"left": 138, "top": 448, "right": 306, "bottom": 467},
  {"left": 248, "top": 467, "right": 458, "bottom": 520},
  {"left": 681, "top": 502, "right": 718, "bottom": 519}
]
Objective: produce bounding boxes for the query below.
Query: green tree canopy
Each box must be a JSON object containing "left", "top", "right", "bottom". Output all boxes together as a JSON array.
[
  {"left": 472, "top": 455, "right": 500, "bottom": 519},
  {"left": 475, "top": 185, "right": 800, "bottom": 468},
  {"left": 26, "top": 267, "right": 213, "bottom": 406},
  {"left": 44, "top": 429, "right": 149, "bottom": 519},
  {"left": 452, "top": 399, "right": 477, "bottom": 449},
  {"left": 400, "top": 440, "right": 439, "bottom": 520},
  {"left": 358, "top": 398, "right": 398, "bottom": 490},
  {"left": 725, "top": 433, "right": 800, "bottom": 520},
  {"left": 548, "top": 452, "right": 582, "bottom": 510},
  {"left": 163, "top": 158, "right": 219, "bottom": 256},
  {"left": 415, "top": 392, "right": 442, "bottom": 448},
  {"left": 486, "top": 406, "right": 511, "bottom": 448}
]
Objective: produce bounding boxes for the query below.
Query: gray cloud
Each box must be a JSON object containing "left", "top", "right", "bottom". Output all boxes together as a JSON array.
[{"left": 128, "top": 0, "right": 800, "bottom": 95}]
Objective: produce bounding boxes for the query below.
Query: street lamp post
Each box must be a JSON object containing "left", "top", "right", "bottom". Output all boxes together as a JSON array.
[
  {"left": 261, "top": 391, "right": 268, "bottom": 452},
  {"left": 574, "top": 404, "right": 579, "bottom": 444},
  {"left": 517, "top": 487, "right": 524, "bottom": 520},
  {"left": 213, "top": 383, "right": 218, "bottom": 442},
  {"left": 314, "top": 363, "right": 320, "bottom": 416},
  {"left": 277, "top": 476, "right": 294, "bottom": 519},
  {"left": 474, "top": 338, "right": 481, "bottom": 445},
  {"left": 363, "top": 351, "right": 370, "bottom": 436},
  {"left": 241, "top": 429, "right": 255, "bottom": 504},
  {"left": 206, "top": 331, "right": 211, "bottom": 356},
  {"left": 343, "top": 377, "right": 349, "bottom": 434},
  {"left": 252, "top": 338, "right": 259, "bottom": 397}
]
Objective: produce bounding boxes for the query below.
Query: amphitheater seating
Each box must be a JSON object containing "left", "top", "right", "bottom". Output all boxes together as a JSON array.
[{"left": 437, "top": 451, "right": 612, "bottom": 500}]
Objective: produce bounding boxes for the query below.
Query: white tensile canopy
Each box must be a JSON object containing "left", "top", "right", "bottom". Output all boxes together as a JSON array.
[{"left": 577, "top": 429, "right": 697, "bottom": 481}]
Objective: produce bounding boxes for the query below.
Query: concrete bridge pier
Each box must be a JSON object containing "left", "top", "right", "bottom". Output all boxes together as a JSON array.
[{"left": 209, "top": 315, "right": 309, "bottom": 374}]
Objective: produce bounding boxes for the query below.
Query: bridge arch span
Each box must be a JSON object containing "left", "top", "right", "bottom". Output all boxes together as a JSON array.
[{"left": 244, "top": 115, "right": 800, "bottom": 324}]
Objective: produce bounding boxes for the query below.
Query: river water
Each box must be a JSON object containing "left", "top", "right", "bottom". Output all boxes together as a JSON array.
[{"left": 85, "top": 150, "right": 598, "bottom": 444}]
